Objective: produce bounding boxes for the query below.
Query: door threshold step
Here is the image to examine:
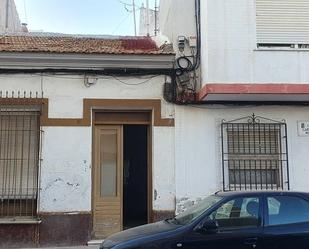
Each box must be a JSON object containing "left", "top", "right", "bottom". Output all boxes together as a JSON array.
[{"left": 87, "top": 240, "right": 104, "bottom": 245}]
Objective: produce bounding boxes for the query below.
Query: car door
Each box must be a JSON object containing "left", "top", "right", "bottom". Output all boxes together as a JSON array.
[
  {"left": 263, "top": 193, "right": 309, "bottom": 249},
  {"left": 182, "top": 195, "right": 264, "bottom": 249}
]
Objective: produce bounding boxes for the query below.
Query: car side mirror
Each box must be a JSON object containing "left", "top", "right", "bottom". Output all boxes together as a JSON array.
[{"left": 196, "top": 219, "right": 218, "bottom": 234}]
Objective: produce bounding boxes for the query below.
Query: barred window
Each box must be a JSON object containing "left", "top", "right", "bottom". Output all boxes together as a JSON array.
[
  {"left": 0, "top": 107, "right": 40, "bottom": 221},
  {"left": 221, "top": 114, "right": 289, "bottom": 191}
]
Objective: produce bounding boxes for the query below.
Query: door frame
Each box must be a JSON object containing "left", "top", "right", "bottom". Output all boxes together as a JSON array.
[{"left": 91, "top": 110, "right": 153, "bottom": 237}]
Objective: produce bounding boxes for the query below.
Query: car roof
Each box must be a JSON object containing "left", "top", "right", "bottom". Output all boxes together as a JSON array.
[{"left": 215, "top": 190, "right": 309, "bottom": 198}]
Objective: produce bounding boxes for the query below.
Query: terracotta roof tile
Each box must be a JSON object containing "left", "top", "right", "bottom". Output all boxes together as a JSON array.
[{"left": 0, "top": 34, "right": 173, "bottom": 55}]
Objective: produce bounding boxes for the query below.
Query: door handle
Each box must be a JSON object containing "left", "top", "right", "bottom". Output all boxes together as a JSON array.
[{"left": 244, "top": 237, "right": 258, "bottom": 245}]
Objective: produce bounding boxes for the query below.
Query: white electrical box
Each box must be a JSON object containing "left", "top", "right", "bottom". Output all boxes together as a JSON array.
[
  {"left": 298, "top": 121, "right": 309, "bottom": 136},
  {"left": 188, "top": 36, "right": 197, "bottom": 47}
]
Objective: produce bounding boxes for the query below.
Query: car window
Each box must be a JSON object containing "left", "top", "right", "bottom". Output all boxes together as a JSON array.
[
  {"left": 267, "top": 196, "right": 309, "bottom": 226},
  {"left": 209, "top": 197, "right": 260, "bottom": 229}
]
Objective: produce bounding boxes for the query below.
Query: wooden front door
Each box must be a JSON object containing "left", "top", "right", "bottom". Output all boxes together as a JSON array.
[{"left": 93, "top": 125, "right": 123, "bottom": 238}]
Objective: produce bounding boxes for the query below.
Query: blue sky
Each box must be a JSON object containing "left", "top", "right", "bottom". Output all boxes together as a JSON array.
[{"left": 14, "top": 0, "right": 158, "bottom": 35}]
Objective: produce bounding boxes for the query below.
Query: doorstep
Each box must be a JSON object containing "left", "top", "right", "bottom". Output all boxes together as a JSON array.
[{"left": 87, "top": 239, "right": 104, "bottom": 245}]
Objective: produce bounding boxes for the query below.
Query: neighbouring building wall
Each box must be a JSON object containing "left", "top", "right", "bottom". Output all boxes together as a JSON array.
[
  {"left": 175, "top": 105, "right": 309, "bottom": 212},
  {"left": 159, "top": 0, "right": 196, "bottom": 54},
  {"left": 139, "top": 5, "right": 159, "bottom": 36},
  {"left": 0, "top": 74, "right": 176, "bottom": 215},
  {"left": 0, "top": 0, "right": 22, "bottom": 32}
]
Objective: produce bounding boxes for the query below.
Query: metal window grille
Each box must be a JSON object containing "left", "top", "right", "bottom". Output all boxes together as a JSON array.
[
  {"left": 0, "top": 104, "right": 41, "bottom": 220},
  {"left": 221, "top": 114, "right": 290, "bottom": 191}
]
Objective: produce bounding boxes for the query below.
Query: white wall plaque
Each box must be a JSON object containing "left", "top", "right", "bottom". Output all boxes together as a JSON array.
[{"left": 298, "top": 121, "right": 309, "bottom": 136}]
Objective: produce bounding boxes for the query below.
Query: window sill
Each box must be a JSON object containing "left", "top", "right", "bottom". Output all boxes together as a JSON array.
[
  {"left": 227, "top": 184, "right": 282, "bottom": 191},
  {"left": 0, "top": 218, "right": 41, "bottom": 224},
  {"left": 254, "top": 48, "right": 309, "bottom": 52}
]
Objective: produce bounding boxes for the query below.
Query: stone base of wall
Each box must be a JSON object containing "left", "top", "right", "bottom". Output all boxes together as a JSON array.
[
  {"left": 39, "top": 213, "right": 92, "bottom": 247},
  {"left": 0, "top": 211, "right": 176, "bottom": 248},
  {"left": 0, "top": 224, "right": 38, "bottom": 248},
  {"left": 0, "top": 213, "right": 92, "bottom": 248}
]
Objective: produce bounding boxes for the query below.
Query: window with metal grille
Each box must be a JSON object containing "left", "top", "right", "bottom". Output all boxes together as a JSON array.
[
  {"left": 256, "top": 0, "right": 309, "bottom": 48},
  {"left": 0, "top": 106, "right": 41, "bottom": 221},
  {"left": 221, "top": 114, "right": 289, "bottom": 191}
]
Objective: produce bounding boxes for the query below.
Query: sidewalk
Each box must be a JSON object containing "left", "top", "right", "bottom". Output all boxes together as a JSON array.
[{"left": 18, "top": 246, "right": 99, "bottom": 249}]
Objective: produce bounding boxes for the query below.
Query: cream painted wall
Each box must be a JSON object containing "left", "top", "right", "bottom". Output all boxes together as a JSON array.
[{"left": 0, "top": 74, "right": 175, "bottom": 213}]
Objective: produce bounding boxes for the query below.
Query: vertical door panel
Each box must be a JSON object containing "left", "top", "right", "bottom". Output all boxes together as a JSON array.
[{"left": 93, "top": 125, "right": 123, "bottom": 238}]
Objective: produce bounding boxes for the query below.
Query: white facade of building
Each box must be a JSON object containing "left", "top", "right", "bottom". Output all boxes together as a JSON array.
[
  {"left": 0, "top": 34, "right": 176, "bottom": 245},
  {"left": 159, "top": 0, "right": 309, "bottom": 211},
  {"left": 0, "top": 74, "right": 176, "bottom": 213}
]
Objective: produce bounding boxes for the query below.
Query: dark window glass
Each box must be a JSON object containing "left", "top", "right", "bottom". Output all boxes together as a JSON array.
[
  {"left": 209, "top": 197, "right": 260, "bottom": 228},
  {"left": 267, "top": 196, "right": 309, "bottom": 226}
]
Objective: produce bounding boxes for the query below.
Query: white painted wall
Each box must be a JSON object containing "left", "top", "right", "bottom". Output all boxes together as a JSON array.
[
  {"left": 40, "top": 127, "right": 92, "bottom": 212},
  {"left": 2, "top": 74, "right": 309, "bottom": 215},
  {"left": 156, "top": 1, "right": 309, "bottom": 213},
  {"left": 175, "top": 104, "right": 309, "bottom": 210},
  {"left": 153, "top": 127, "right": 175, "bottom": 211},
  {"left": 0, "top": 74, "right": 175, "bottom": 213}
]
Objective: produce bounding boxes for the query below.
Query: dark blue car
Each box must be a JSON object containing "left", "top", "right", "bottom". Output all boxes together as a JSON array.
[{"left": 100, "top": 191, "right": 309, "bottom": 249}]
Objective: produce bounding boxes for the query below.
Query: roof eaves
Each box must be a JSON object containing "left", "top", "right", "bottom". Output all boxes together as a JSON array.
[{"left": 0, "top": 52, "right": 175, "bottom": 71}]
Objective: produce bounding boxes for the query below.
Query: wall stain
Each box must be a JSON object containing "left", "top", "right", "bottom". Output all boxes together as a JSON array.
[
  {"left": 66, "top": 182, "right": 80, "bottom": 187},
  {"left": 44, "top": 178, "right": 64, "bottom": 191}
]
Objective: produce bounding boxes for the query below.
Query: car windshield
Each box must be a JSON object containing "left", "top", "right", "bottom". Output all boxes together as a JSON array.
[{"left": 173, "top": 195, "right": 223, "bottom": 225}]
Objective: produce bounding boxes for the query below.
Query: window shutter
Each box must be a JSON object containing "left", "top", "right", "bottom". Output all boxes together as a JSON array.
[{"left": 256, "top": 0, "right": 309, "bottom": 44}]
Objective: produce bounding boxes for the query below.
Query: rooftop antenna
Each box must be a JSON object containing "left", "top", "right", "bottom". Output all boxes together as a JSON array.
[
  {"left": 132, "top": 0, "right": 137, "bottom": 36},
  {"left": 146, "top": 0, "right": 150, "bottom": 36},
  {"left": 23, "top": 0, "right": 28, "bottom": 24}
]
